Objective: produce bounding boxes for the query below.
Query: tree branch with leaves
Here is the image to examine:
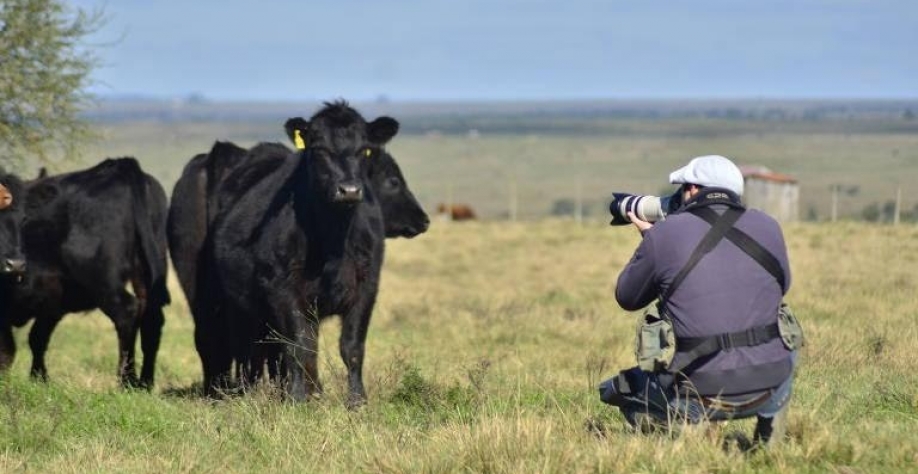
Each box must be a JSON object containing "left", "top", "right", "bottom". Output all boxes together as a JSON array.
[{"left": 0, "top": 0, "right": 104, "bottom": 172}]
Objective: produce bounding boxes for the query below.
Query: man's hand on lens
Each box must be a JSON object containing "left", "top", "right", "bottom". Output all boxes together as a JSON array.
[{"left": 627, "top": 211, "right": 653, "bottom": 233}]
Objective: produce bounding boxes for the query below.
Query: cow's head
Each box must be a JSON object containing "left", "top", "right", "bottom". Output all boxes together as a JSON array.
[
  {"left": 285, "top": 101, "right": 399, "bottom": 207},
  {"left": 284, "top": 117, "right": 428, "bottom": 237},
  {"left": 0, "top": 171, "right": 27, "bottom": 278},
  {"left": 369, "top": 152, "right": 429, "bottom": 238}
]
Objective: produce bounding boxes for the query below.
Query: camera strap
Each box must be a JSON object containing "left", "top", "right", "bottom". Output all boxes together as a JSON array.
[
  {"left": 687, "top": 207, "right": 786, "bottom": 290},
  {"left": 660, "top": 207, "right": 743, "bottom": 303},
  {"left": 660, "top": 206, "right": 784, "bottom": 375}
]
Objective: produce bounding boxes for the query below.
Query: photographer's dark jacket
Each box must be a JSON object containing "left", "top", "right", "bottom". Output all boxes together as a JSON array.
[{"left": 615, "top": 189, "right": 793, "bottom": 396}]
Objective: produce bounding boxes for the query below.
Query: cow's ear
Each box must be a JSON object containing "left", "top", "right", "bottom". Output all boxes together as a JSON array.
[
  {"left": 24, "top": 181, "right": 59, "bottom": 213},
  {"left": 367, "top": 117, "right": 399, "bottom": 145},
  {"left": 0, "top": 183, "right": 12, "bottom": 210},
  {"left": 284, "top": 117, "right": 310, "bottom": 150}
]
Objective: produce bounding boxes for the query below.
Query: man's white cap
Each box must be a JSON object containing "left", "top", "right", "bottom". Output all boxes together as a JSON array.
[{"left": 669, "top": 155, "right": 744, "bottom": 196}]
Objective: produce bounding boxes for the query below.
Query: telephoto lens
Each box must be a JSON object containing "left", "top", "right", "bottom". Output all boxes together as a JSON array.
[{"left": 608, "top": 191, "right": 682, "bottom": 226}]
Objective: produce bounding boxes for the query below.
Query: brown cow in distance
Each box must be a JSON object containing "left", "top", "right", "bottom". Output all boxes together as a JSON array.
[{"left": 436, "top": 203, "right": 476, "bottom": 221}]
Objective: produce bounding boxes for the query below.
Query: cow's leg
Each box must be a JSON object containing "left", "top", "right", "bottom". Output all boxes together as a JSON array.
[
  {"left": 190, "top": 290, "right": 233, "bottom": 397},
  {"left": 61, "top": 234, "right": 143, "bottom": 387},
  {"left": 247, "top": 343, "right": 284, "bottom": 389},
  {"left": 203, "top": 350, "right": 233, "bottom": 397},
  {"left": 234, "top": 319, "right": 267, "bottom": 390},
  {"left": 100, "top": 288, "right": 141, "bottom": 388},
  {"left": 130, "top": 271, "right": 161, "bottom": 390},
  {"left": 301, "top": 314, "right": 322, "bottom": 397},
  {"left": 193, "top": 302, "right": 217, "bottom": 393},
  {"left": 275, "top": 306, "right": 320, "bottom": 402},
  {"left": 139, "top": 303, "right": 164, "bottom": 389},
  {"left": 242, "top": 340, "right": 273, "bottom": 388},
  {"left": 265, "top": 345, "right": 283, "bottom": 385},
  {"left": 339, "top": 295, "right": 376, "bottom": 408},
  {"left": 202, "top": 321, "right": 233, "bottom": 397},
  {"left": 194, "top": 319, "right": 212, "bottom": 390},
  {"left": 27, "top": 314, "right": 64, "bottom": 381},
  {"left": 0, "top": 322, "right": 16, "bottom": 372},
  {"left": 280, "top": 328, "right": 308, "bottom": 402},
  {"left": 247, "top": 345, "right": 266, "bottom": 386},
  {"left": 233, "top": 348, "right": 254, "bottom": 391}
]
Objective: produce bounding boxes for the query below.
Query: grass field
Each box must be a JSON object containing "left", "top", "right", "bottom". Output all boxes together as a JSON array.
[
  {"left": 1, "top": 219, "right": 917, "bottom": 473},
  {"left": 2, "top": 111, "right": 917, "bottom": 472}
]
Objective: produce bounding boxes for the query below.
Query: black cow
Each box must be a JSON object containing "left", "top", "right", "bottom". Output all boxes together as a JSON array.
[
  {"left": 167, "top": 141, "right": 251, "bottom": 309},
  {"left": 168, "top": 138, "right": 428, "bottom": 318},
  {"left": 242, "top": 121, "right": 430, "bottom": 386},
  {"left": 0, "top": 170, "right": 27, "bottom": 278},
  {"left": 0, "top": 168, "right": 31, "bottom": 368},
  {"left": 169, "top": 137, "right": 428, "bottom": 392},
  {"left": 0, "top": 158, "right": 170, "bottom": 388},
  {"left": 170, "top": 111, "right": 428, "bottom": 398},
  {"left": 199, "top": 101, "right": 400, "bottom": 405}
]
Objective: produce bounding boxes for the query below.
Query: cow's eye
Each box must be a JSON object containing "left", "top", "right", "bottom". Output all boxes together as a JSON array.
[{"left": 385, "top": 177, "right": 401, "bottom": 190}]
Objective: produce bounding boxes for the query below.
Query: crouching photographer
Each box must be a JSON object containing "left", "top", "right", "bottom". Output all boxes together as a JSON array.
[{"left": 599, "top": 155, "right": 803, "bottom": 447}]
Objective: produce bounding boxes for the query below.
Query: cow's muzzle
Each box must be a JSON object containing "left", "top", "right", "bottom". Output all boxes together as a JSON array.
[
  {"left": 2, "top": 258, "right": 26, "bottom": 274},
  {"left": 334, "top": 183, "right": 364, "bottom": 204},
  {"left": 1, "top": 258, "right": 26, "bottom": 282},
  {"left": 409, "top": 215, "right": 431, "bottom": 236}
]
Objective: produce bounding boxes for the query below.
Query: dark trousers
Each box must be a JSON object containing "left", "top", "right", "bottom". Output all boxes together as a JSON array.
[{"left": 599, "top": 353, "right": 796, "bottom": 443}]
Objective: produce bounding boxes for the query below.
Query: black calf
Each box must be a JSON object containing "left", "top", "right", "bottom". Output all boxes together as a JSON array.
[{"left": 0, "top": 159, "right": 170, "bottom": 388}]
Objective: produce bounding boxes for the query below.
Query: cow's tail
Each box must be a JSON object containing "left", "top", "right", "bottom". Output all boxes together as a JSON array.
[{"left": 121, "top": 158, "right": 171, "bottom": 308}]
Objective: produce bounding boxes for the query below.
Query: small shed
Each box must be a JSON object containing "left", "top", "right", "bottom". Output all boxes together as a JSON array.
[{"left": 740, "top": 166, "right": 799, "bottom": 222}]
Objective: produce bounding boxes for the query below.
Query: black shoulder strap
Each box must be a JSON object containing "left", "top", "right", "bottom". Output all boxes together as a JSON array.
[
  {"left": 689, "top": 207, "right": 786, "bottom": 290},
  {"left": 660, "top": 207, "right": 743, "bottom": 304},
  {"left": 662, "top": 206, "right": 786, "bottom": 375}
]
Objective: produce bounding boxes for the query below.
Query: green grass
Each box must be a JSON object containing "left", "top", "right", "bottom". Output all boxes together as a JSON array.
[
  {"left": 4, "top": 115, "right": 917, "bottom": 472},
  {"left": 2, "top": 220, "right": 917, "bottom": 473}
]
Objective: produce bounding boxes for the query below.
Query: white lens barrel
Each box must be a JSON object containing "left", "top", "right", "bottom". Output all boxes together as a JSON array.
[{"left": 635, "top": 196, "right": 665, "bottom": 222}]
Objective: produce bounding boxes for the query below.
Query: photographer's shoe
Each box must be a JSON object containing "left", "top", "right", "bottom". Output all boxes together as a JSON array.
[{"left": 753, "top": 403, "right": 788, "bottom": 448}]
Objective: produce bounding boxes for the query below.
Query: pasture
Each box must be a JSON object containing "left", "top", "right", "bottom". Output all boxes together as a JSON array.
[
  {"left": 2, "top": 111, "right": 917, "bottom": 473},
  {"left": 45, "top": 111, "right": 918, "bottom": 223},
  {"left": 1, "top": 218, "right": 916, "bottom": 473}
]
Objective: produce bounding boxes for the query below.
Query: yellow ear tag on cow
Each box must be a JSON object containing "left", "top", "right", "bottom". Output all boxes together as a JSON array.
[
  {"left": 364, "top": 149, "right": 372, "bottom": 158},
  {"left": 293, "top": 129, "right": 307, "bottom": 150}
]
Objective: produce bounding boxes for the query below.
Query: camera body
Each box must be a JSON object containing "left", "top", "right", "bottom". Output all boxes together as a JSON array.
[{"left": 608, "top": 190, "right": 683, "bottom": 226}]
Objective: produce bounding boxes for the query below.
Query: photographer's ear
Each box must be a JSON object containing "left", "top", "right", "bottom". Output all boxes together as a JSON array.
[{"left": 681, "top": 184, "right": 700, "bottom": 200}]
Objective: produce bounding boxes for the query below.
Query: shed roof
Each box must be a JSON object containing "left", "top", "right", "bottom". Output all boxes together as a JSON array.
[{"left": 739, "top": 165, "right": 798, "bottom": 184}]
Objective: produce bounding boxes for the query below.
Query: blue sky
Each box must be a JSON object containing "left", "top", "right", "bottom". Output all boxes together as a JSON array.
[{"left": 71, "top": 0, "right": 918, "bottom": 101}]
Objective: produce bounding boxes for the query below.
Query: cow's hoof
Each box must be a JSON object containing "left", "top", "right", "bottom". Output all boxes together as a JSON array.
[
  {"left": 29, "top": 370, "right": 49, "bottom": 383},
  {"left": 346, "top": 394, "right": 367, "bottom": 410},
  {"left": 121, "top": 376, "right": 144, "bottom": 390}
]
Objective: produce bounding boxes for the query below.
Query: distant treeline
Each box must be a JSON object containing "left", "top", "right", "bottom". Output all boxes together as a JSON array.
[{"left": 83, "top": 97, "right": 918, "bottom": 137}]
